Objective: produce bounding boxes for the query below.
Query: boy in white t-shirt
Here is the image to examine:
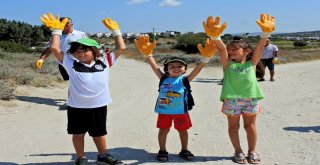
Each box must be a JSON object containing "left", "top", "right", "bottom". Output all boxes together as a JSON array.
[{"left": 40, "top": 13, "right": 126, "bottom": 165}]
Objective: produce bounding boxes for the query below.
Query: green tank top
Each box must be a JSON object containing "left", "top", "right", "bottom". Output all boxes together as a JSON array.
[{"left": 220, "top": 61, "right": 264, "bottom": 101}]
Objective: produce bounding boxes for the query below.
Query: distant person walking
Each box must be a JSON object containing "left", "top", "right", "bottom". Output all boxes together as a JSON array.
[
  {"left": 259, "top": 39, "right": 279, "bottom": 81},
  {"left": 35, "top": 16, "right": 87, "bottom": 81}
]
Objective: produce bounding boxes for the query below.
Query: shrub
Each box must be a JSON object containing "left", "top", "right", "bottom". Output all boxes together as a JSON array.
[
  {"left": 0, "top": 41, "right": 33, "bottom": 53},
  {"left": 293, "top": 40, "right": 308, "bottom": 47},
  {"left": 174, "top": 33, "right": 206, "bottom": 54},
  {"left": 0, "top": 80, "right": 15, "bottom": 100}
]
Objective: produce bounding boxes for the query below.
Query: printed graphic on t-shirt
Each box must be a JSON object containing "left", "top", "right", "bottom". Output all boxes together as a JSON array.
[{"left": 73, "top": 60, "right": 107, "bottom": 72}]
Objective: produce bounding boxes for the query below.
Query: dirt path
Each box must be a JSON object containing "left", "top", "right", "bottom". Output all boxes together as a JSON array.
[{"left": 1, "top": 58, "right": 320, "bottom": 164}]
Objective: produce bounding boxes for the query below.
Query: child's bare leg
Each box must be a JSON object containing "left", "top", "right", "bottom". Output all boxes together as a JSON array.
[
  {"left": 93, "top": 135, "right": 107, "bottom": 155},
  {"left": 227, "top": 116, "right": 242, "bottom": 153},
  {"left": 243, "top": 115, "right": 257, "bottom": 153},
  {"left": 158, "top": 128, "right": 170, "bottom": 151},
  {"left": 178, "top": 130, "right": 188, "bottom": 150},
  {"left": 72, "top": 134, "right": 86, "bottom": 158}
]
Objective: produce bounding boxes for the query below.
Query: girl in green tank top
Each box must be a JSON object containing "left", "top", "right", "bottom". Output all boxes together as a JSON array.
[{"left": 202, "top": 14, "right": 276, "bottom": 164}]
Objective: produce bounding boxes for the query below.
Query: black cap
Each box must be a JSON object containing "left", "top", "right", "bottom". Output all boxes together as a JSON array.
[{"left": 164, "top": 57, "right": 187, "bottom": 66}]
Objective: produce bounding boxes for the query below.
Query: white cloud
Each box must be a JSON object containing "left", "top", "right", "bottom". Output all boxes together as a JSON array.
[
  {"left": 159, "top": 0, "right": 182, "bottom": 7},
  {"left": 126, "top": 0, "right": 149, "bottom": 4}
]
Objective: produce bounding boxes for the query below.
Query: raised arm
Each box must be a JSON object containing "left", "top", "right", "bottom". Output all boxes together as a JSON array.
[
  {"left": 40, "top": 13, "right": 68, "bottom": 63},
  {"left": 134, "top": 35, "right": 163, "bottom": 79},
  {"left": 187, "top": 38, "right": 217, "bottom": 82},
  {"left": 251, "top": 14, "right": 276, "bottom": 65},
  {"left": 35, "top": 47, "right": 52, "bottom": 69},
  {"left": 202, "top": 16, "right": 229, "bottom": 69},
  {"left": 102, "top": 18, "right": 126, "bottom": 59}
]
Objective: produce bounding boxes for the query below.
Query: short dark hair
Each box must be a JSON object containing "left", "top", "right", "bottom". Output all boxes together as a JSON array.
[
  {"left": 233, "top": 35, "right": 242, "bottom": 40},
  {"left": 60, "top": 17, "right": 72, "bottom": 23}
]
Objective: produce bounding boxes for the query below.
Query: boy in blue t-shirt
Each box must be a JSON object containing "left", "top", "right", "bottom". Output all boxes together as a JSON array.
[{"left": 134, "top": 35, "right": 217, "bottom": 162}]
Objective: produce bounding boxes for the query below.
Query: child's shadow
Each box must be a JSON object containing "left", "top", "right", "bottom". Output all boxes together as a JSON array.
[
  {"left": 16, "top": 96, "right": 67, "bottom": 111},
  {"left": 283, "top": 125, "right": 320, "bottom": 133},
  {"left": 22, "top": 147, "right": 230, "bottom": 164}
]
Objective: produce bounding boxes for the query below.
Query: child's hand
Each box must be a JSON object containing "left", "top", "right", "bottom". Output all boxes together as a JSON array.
[
  {"left": 40, "top": 13, "right": 68, "bottom": 35},
  {"left": 197, "top": 38, "right": 217, "bottom": 57},
  {"left": 102, "top": 18, "right": 122, "bottom": 36},
  {"left": 203, "top": 16, "right": 227, "bottom": 40},
  {"left": 256, "top": 14, "right": 275, "bottom": 38},
  {"left": 134, "top": 35, "right": 157, "bottom": 57},
  {"left": 35, "top": 59, "right": 44, "bottom": 69}
]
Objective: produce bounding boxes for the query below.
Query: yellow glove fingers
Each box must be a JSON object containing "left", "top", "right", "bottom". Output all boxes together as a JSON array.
[
  {"left": 207, "top": 16, "right": 214, "bottom": 28},
  {"left": 60, "top": 18, "right": 68, "bottom": 26},
  {"left": 220, "top": 22, "right": 227, "bottom": 33},
  {"left": 47, "top": 13, "right": 55, "bottom": 21},
  {"left": 214, "top": 16, "right": 220, "bottom": 26},
  {"left": 42, "top": 14, "right": 50, "bottom": 21},
  {"left": 150, "top": 40, "right": 157, "bottom": 50},
  {"left": 197, "top": 44, "right": 204, "bottom": 54},
  {"left": 102, "top": 18, "right": 120, "bottom": 30},
  {"left": 255, "top": 20, "right": 264, "bottom": 29}
]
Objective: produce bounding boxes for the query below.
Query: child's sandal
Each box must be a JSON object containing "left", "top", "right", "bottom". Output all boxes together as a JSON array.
[
  {"left": 232, "top": 152, "right": 247, "bottom": 164},
  {"left": 179, "top": 150, "right": 194, "bottom": 161},
  {"left": 247, "top": 152, "right": 261, "bottom": 164},
  {"left": 157, "top": 150, "right": 168, "bottom": 162}
]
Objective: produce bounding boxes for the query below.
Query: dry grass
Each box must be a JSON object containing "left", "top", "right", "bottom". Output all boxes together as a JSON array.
[{"left": 0, "top": 52, "right": 63, "bottom": 100}]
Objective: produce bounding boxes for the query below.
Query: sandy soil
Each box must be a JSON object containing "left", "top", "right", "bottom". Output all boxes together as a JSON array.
[{"left": 1, "top": 57, "right": 319, "bottom": 165}]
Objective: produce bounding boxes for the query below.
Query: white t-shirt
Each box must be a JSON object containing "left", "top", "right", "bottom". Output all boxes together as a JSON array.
[
  {"left": 261, "top": 44, "right": 279, "bottom": 59},
  {"left": 48, "top": 29, "right": 87, "bottom": 53},
  {"left": 62, "top": 52, "right": 116, "bottom": 108}
]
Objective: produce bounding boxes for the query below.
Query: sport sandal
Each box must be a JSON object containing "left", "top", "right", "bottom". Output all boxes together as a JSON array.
[
  {"left": 179, "top": 150, "right": 194, "bottom": 161},
  {"left": 247, "top": 152, "right": 261, "bottom": 164},
  {"left": 232, "top": 152, "right": 247, "bottom": 164},
  {"left": 157, "top": 150, "right": 168, "bottom": 162}
]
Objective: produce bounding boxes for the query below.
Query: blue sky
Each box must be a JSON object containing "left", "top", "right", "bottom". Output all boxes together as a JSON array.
[{"left": 1, "top": 0, "right": 320, "bottom": 34}]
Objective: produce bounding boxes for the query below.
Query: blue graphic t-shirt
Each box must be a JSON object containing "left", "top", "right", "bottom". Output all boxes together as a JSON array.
[{"left": 155, "top": 75, "right": 187, "bottom": 114}]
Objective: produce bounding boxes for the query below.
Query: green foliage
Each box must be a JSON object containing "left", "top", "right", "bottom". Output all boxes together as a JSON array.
[
  {"left": 293, "top": 40, "right": 309, "bottom": 47},
  {"left": 0, "top": 41, "right": 33, "bottom": 53},
  {"left": 174, "top": 32, "right": 206, "bottom": 54},
  {"left": 0, "top": 18, "right": 50, "bottom": 47}
]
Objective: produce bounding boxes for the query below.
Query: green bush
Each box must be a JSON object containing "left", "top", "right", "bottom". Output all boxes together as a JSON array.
[
  {"left": 0, "top": 41, "right": 33, "bottom": 53},
  {"left": 174, "top": 33, "right": 206, "bottom": 54},
  {"left": 293, "top": 40, "right": 308, "bottom": 47}
]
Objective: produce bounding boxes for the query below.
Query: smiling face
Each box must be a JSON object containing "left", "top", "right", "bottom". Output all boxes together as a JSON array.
[
  {"left": 166, "top": 62, "right": 186, "bottom": 77},
  {"left": 226, "top": 41, "right": 251, "bottom": 63},
  {"left": 73, "top": 46, "right": 95, "bottom": 64}
]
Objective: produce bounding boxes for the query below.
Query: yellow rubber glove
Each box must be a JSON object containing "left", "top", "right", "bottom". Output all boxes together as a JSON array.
[
  {"left": 256, "top": 14, "right": 275, "bottom": 38},
  {"left": 102, "top": 18, "right": 122, "bottom": 36},
  {"left": 197, "top": 38, "right": 217, "bottom": 63},
  {"left": 134, "top": 35, "right": 157, "bottom": 57},
  {"left": 40, "top": 13, "right": 68, "bottom": 35},
  {"left": 35, "top": 59, "right": 44, "bottom": 69},
  {"left": 272, "top": 57, "right": 278, "bottom": 64},
  {"left": 203, "top": 16, "right": 227, "bottom": 40}
]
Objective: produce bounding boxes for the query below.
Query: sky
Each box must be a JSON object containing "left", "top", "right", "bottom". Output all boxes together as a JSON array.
[{"left": 1, "top": 0, "right": 320, "bottom": 34}]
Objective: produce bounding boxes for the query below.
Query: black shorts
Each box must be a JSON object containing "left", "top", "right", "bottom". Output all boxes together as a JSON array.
[
  {"left": 67, "top": 106, "right": 107, "bottom": 137},
  {"left": 261, "top": 58, "right": 275, "bottom": 71},
  {"left": 58, "top": 64, "right": 69, "bottom": 81}
]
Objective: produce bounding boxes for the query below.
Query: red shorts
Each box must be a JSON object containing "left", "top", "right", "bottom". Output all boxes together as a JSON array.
[{"left": 157, "top": 113, "right": 192, "bottom": 130}]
